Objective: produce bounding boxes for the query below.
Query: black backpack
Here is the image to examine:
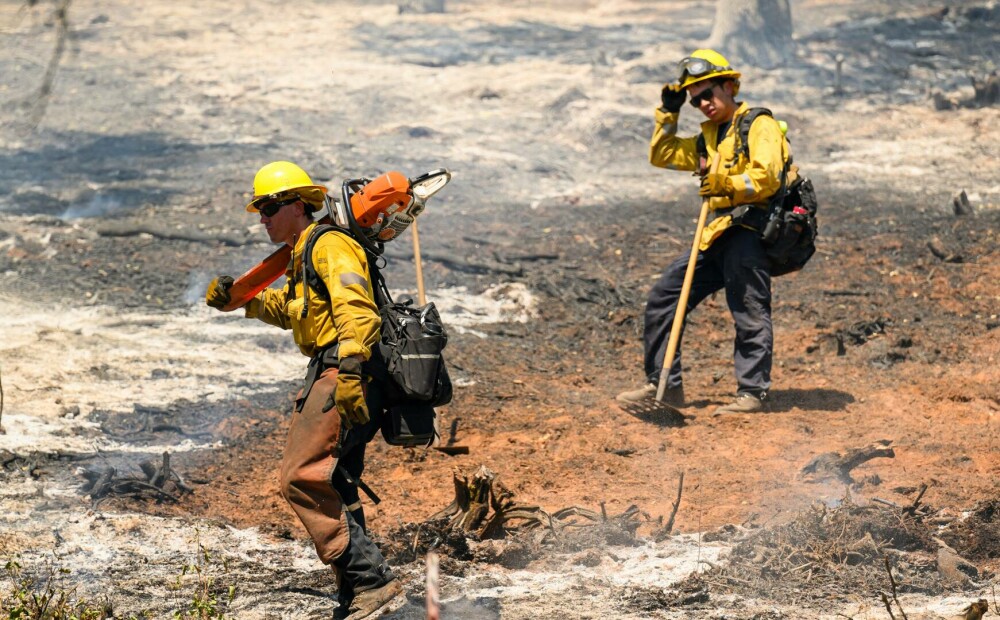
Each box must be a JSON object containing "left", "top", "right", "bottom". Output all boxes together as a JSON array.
[
  {"left": 702, "top": 107, "right": 819, "bottom": 276},
  {"left": 301, "top": 225, "right": 452, "bottom": 446}
]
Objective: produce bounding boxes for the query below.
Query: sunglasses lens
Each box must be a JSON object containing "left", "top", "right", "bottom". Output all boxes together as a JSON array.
[{"left": 258, "top": 196, "right": 297, "bottom": 216}]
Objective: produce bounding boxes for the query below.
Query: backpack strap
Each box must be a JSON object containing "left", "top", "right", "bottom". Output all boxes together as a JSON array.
[
  {"left": 300, "top": 223, "right": 391, "bottom": 310},
  {"left": 735, "top": 107, "right": 773, "bottom": 163}
]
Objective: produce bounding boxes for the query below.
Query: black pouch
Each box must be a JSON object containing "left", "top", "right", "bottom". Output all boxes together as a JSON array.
[
  {"left": 761, "top": 177, "right": 818, "bottom": 277},
  {"left": 379, "top": 301, "right": 452, "bottom": 406},
  {"left": 381, "top": 401, "right": 438, "bottom": 447}
]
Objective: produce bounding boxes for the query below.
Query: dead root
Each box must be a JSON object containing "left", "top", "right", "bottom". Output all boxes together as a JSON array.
[{"left": 384, "top": 465, "right": 648, "bottom": 567}]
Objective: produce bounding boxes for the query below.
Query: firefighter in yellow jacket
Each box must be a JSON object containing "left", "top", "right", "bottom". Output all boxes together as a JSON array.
[
  {"left": 205, "top": 161, "right": 402, "bottom": 619},
  {"left": 617, "top": 49, "right": 793, "bottom": 414}
]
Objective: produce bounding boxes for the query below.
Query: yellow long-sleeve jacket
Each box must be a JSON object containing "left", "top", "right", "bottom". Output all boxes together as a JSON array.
[
  {"left": 649, "top": 102, "right": 793, "bottom": 250},
  {"left": 245, "top": 223, "right": 381, "bottom": 361}
]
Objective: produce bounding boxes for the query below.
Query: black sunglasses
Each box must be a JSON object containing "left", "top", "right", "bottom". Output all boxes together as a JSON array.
[
  {"left": 258, "top": 196, "right": 300, "bottom": 217},
  {"left": 688, "top": 83, "right": 720, "bottom": 108}
]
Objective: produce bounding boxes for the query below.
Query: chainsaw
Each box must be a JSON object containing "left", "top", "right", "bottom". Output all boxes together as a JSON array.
[{"left": 221, "top": 168, "right": 451, "bottom": 311}]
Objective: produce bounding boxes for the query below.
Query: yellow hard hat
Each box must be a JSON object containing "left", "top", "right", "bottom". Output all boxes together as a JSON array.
[
  {"left": 246, "top": 161, "right": 328, "bottom": 212},
  {"left": 678, "top": 49, "right": 742, "bottom": 92}
]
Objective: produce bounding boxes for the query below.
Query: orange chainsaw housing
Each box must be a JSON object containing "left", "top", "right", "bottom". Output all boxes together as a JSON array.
[{"left": 350, "top": 171, "right": 412, "bottom": 229}]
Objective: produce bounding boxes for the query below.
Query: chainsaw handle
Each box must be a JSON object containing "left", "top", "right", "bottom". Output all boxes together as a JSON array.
[
  {"left": 341, "top": 178, "right": 385, "bottom": 256},
  {"left": 221, "top": 244, "right": 292, "bottom": 312}
]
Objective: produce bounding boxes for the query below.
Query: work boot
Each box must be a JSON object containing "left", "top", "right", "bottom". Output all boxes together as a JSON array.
[
  {"left": 336, "top": 578, "right": 403, "bottom": 619},
  {"left": 616, "top": 383, "right": 685, "bottom": 408},
  {"left": 332, "top": 511, "right": 396, "bottom": 618},
  {"left": 713, "top": 392, "right": 767, "bottom": 415}
]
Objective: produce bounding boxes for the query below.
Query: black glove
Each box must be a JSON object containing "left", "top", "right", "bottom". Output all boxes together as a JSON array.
[
  {"left": 660, "top": 83, "right": 686, "bottom": 113},
  {"left": 205, "top": 275, "right": 234, "bottom": 310}
]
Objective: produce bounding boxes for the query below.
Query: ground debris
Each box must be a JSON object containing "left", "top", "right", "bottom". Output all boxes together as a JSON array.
[
  {"left": 837, "top": 318, "right": 889, "bottom": 346},
  {"left": 78, "top": 451, "right": 193, "bottom": 506},
  {"left": 98, "top": 402, "right": 215, "bottom": 441},
  {"left": 384, "top": 465, "right": 648, "bottom": 566},
  {"left": 698, "top": 498, "right": 943, "bottom": 603},
  {"left": 619, "top": 577, "right": 710, "bottom": 612}
]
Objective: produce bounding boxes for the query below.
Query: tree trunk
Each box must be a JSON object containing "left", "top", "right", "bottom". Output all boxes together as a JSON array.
[{"left": 706, "top": 0, "right": 794, "bottom": 69}]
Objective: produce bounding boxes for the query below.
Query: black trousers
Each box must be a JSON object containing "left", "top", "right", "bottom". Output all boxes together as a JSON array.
[{"left": 642, "top": 225, "right": 773, "bottom": 395}]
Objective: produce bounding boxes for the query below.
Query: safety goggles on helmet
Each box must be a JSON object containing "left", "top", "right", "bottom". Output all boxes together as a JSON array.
[
  {"left": 677, "top": 56, "right": 732, "bottom": 81},
  {"left": 257, "top": 195, "right": 300, "bottom": 217}
]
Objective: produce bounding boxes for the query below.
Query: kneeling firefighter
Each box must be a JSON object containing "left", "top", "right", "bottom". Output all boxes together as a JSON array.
[
  {"left": 617, "top": 49, "right": 796, "bottom": 415},
  {"left": 206, "top": 161, "right": 402, "bottom": 619}
]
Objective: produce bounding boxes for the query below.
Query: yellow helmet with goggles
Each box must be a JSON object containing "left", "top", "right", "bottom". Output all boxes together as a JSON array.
[
  {"left": 246, "top": 161, "right": 328, "bottom": 213},
  {"left": 678, "top": 49, "right": 742, "bottom": 94}
]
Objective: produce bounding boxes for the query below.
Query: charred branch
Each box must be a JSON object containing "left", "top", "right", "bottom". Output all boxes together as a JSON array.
[
  {"left": 927, "top": 237, "right": 963, "bottom": 263},
  {"left": 801, "top": 440, "right": 895, "bottom": 483}
]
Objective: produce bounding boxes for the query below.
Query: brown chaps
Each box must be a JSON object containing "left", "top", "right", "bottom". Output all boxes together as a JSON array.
[{"left": 279, "top": 367, "right": 350, "bottom": 564}]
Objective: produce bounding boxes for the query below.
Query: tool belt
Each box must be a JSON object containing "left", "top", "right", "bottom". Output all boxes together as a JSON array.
[
  {"left": 709, "top": 203, "right": 769, "bottom": 231},
  {"left": 296, "top": 343, "right": 341, "bottom": 413}
]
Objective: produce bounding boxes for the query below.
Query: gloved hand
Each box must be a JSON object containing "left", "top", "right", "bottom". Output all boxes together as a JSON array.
[
  {"left": 331, "top": 356, "right": 369, "bottom": 428},
  {"left": 205, "top": 275, "right": 234, "bottom": 309},
  {"left": 660, "top": 83, "right": 686, "bottom": 113},
  {"left": 699, "top": 172, "right": 734, "bottom": 198}
]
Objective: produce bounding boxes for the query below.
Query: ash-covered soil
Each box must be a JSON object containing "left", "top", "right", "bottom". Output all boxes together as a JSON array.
[{"left": 1, "top": 0, "right": 998, "bottom": 618}]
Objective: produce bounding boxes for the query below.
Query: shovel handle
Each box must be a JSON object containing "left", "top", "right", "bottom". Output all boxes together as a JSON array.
[
  {"left": 654, "top": 157, "right": 718, "bottom": 403},
  {"left": 412, "top": 219, "right": 427, "bottom": 306}
]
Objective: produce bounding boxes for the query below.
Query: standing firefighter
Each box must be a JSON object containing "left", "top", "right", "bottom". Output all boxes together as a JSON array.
[
  {"left": 617, "top": 49, "right": 795, "bottom": 414},
  {"left": 206, "top": 161, "right": 402, "bottom": 619}
]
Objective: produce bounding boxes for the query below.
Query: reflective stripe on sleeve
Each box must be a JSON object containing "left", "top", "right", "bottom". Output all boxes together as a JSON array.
[
  {"left": 339, "top": 272, "right": 368, "bottom": 288},
  {"left": 742, "top": 174, "right": 754, "bottom": 198}
]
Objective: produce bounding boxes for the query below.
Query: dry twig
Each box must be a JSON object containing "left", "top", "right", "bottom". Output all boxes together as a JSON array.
[
  {"left": 29, "top": 0, "right": 72, "bottom": 127},
  {"left": 882, "top": 556, "right": 909, "bottom": 620}
]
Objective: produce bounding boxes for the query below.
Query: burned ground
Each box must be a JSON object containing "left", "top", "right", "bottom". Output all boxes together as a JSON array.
[{"left": 1, "top": 0, "right": 998, "bottom": 618}]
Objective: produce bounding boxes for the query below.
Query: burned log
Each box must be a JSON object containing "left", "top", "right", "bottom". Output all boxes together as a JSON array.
[
  {"left": 79, "top": 451, "right": 193, "bottom": 505},
  {"left": 801, "top": 440, "right": 895, "bottom": 483}
]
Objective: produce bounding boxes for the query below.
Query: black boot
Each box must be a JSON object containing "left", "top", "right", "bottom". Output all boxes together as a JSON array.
[
  {"left": 333, "top": 510, "right": 395, "bottom": 596},
  {"left": 332, "top": 511, "right": 400, "bottom": 619}
]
